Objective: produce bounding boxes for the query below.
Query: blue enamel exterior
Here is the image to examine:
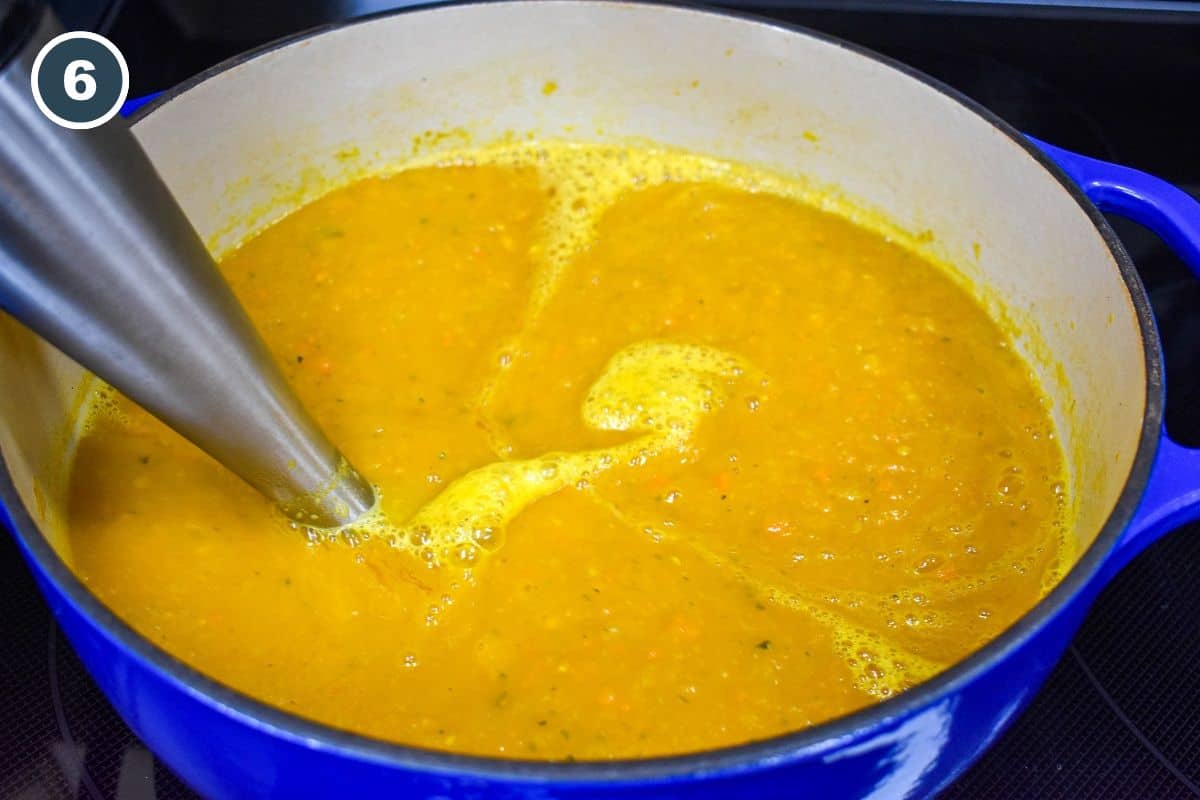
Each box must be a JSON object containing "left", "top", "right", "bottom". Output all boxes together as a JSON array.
[
  {"left": 4, "top": 83, "right": 1200, "bottom": 800},
  {"left": 119, "top": 92, "right": 161, "bottom": 117}
]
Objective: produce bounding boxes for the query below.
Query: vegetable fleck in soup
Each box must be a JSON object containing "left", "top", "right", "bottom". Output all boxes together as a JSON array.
[{"left": 65, "top": 142, "right": 1071, "bottom": 760}]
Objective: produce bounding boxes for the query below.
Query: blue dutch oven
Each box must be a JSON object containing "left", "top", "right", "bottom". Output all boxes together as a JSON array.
[{"left": 1, "top": 2, "right": 1199, "bottom": 798}]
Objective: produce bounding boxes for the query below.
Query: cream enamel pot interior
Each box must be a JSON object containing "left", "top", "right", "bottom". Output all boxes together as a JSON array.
[{"left": 3, "top": 3, "right": 1200, "bottom": 798}]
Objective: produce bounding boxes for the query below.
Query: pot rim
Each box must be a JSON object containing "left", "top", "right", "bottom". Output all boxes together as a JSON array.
[{"left": 3, "top": 0, "right": 1164, "bottom": 784}]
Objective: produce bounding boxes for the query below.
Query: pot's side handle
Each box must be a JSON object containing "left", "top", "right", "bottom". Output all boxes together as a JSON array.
[
  {"left": 1032, "top": 136, "right": 1200, "bottom": 572},
  {"left": 1119, "top": 438, "right": 1200, "bottom": 572}
]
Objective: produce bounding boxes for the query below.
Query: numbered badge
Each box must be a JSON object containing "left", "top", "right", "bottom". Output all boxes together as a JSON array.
[{"left": 30, "top": 31, "right": 129, "bottom": 130}]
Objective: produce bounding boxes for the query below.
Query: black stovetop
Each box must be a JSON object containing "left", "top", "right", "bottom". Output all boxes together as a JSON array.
[{"left": 2, "top": 2, "right": 1199, "bottom": 798}]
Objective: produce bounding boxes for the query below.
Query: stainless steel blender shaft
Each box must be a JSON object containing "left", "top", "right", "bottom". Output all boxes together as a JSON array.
[{"left": 0, "top": 8, "right": 375, "bottom": 527}]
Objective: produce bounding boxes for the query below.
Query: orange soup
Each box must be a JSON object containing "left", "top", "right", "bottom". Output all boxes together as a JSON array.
[{"left": 65, "top": 142, "right": 1070, "bottom": 760}]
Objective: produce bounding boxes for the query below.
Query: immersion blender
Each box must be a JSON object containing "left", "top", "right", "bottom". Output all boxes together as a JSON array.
[{"left": 0, "top": 3, "right": 376, "bottom": 528}]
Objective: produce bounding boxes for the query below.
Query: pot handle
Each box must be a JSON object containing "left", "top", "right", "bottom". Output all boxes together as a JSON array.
[{"left": 1031, "top": 137, "right": 1200, "bottom": 572}]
